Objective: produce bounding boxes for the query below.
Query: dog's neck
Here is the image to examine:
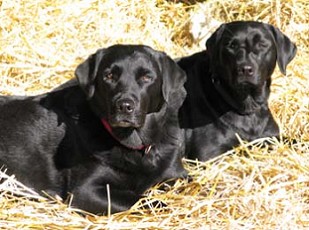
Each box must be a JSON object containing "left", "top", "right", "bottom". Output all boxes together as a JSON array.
[
  {"left": 101, "top": 118, "right": 152, "bottom": 154},
  {"left": 210, "top": 76, "right": 241, "bottom": 112}
]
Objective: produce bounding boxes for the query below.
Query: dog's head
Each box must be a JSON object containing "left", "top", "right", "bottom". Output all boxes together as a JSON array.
[
  {"left": 206, "top": 21, "right": 297, "bottom": 113},
  {"left": 75, "top": 45, "right": 186, "bottom": 130}
]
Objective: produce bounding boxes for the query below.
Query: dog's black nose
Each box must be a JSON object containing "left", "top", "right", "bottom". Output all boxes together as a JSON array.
[
  {"left": 116, "top": 99, "right": 135, "bottom": 113},
  {"left": 238, "top": 65, "right": 254, "bottom": 77}
]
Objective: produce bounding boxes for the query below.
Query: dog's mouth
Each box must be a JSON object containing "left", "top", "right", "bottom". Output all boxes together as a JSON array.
[
  {"left": 233, "top": 83, "right": 256, "bottom": 97},
  {"left": 236, "top": 77, "right": 259, "bottom": 86},
  {"left": 109, "top": 120, "right": 140, "bottom": 128},
  {"left": 234, "top": 81, "right": 256, "bottom": 91},
  {"left": 107, "top": 113, "right": 145, "bottom": 129}
]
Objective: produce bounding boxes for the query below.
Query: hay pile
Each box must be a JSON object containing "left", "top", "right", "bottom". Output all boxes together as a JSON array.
[{"left": 0, "top": 0, "right": 308, "bottom": 229}]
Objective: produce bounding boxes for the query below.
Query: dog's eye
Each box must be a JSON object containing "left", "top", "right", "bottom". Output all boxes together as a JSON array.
[
  {"left": 229, "top": 43, "right": 236, "bottom": 49},
  {"left": 139, "top": 75, "right": 152, "bottom": 83},
  {"left": 257, "top": 41, "right": 268, "bottom": 49},
  {"left": 104, "top": 72, "right": 114, "bottom": 81},
  {"left": 227, "top": 41, "right": 238, "bottom": 50}
]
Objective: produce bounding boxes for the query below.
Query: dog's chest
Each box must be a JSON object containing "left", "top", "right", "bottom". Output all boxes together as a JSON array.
[{"left": 220, "top": 110, "right": 268, "bottom": 140}]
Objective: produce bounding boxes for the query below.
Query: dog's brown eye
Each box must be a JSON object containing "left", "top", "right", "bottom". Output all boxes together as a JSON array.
[
  {"left": 229, "top": 42, "right": 238, "bottom": 49},
  {"left": 140, "top": 75, "right": 152, "bottom": 83},
  {"left": 257, "top": 41, "right": 267, "bottom": 48},
  {"left": 104, "top": 73, "right": 113, "bottom": 81}
]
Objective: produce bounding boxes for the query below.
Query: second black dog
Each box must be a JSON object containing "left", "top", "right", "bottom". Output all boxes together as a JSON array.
[{"left": 178, "top": 21, "right": 297, "bottom": 161}]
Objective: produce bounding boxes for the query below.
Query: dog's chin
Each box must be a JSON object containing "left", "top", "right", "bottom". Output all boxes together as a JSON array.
[
  {"left": 233, "top": 81, "right": 259, "bottom": 95},
  {"left": 108, "top": 118, "right": 143, "bottom": 129},
  {"left": 235, "top": 74, "right": 261, "bottom": 87}
]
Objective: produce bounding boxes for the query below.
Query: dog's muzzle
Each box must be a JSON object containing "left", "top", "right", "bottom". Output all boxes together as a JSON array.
[{"left": 108, "top": 97, "right": 145, "bottom": 128}]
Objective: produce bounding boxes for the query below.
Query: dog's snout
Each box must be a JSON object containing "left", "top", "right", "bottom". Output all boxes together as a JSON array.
[
  {"left": 116, "top": 98, "right": 135, "bottom": 114},
  {"left": 237, "top": 64, "right": 254, "bottom": 77}
]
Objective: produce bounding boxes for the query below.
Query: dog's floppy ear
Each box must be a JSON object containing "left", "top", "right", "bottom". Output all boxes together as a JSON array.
[
  {"left": 205, "top": 23, "right": 226, "bottom": 55},
  {"left": 159, "top": 53, "right": 187, "bottom": 110},
  {"left": 75, "top": 48, "right": 106, "bottom": 98},
  {"left": 267, "top": 25, "right": 297, "bottom": 75}
]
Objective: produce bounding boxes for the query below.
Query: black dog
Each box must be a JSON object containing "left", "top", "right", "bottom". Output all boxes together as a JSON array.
[
  {"left": 0, "top": 45, "right": 187, "bottom": 214},
  {"left": 178, "top": 21, "right": 297, "bottom": 161}
]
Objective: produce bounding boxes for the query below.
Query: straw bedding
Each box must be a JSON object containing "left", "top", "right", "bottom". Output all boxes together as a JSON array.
[{"left": 0, "top": 0, "right": 308, "bottom": 229}]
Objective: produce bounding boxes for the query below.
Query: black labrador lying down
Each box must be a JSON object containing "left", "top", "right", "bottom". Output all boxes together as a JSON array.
[
  {"left": 0, "top": 45, "right": 188, "bottom": 214},
  {"left": 178, "top": 21, "right": 297, "bottom": 161}
]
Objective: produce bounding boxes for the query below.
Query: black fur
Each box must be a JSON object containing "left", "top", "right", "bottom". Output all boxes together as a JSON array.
[
  {"left": 178, "top": 21, "right": 297, "bottom": 161},
  {"left": 0, "top": 44, "right": 187, "bottom": 215}
]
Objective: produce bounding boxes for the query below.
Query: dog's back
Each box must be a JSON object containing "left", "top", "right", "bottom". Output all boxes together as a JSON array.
[{"left": 0, "top": 94, "right": 65, "bottom": 192}]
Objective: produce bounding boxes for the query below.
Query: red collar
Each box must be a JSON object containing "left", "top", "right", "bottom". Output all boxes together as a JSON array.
[{"left": 101, "top": 118, "right": 152, "bottom": 154}]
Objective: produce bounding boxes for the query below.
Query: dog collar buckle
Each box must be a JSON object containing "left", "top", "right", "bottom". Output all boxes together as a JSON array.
[{"left": 144, "top": 145, "right": 153, "bottom": 155}]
